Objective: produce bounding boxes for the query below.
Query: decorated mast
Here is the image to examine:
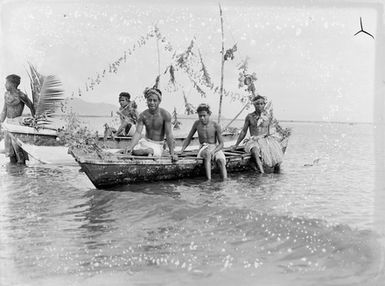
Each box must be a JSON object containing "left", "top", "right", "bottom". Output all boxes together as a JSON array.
[
  {"left": 218, "top": 3, "right": 225, "bottom": 124},
  {"left": 155, "top": 25, "right": 161, "bottom": 77}
]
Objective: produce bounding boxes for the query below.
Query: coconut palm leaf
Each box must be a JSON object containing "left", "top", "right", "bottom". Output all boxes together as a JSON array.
[
  {"left": 34, "top": 75, "right": 64, "bottom": 126},
  {"left": 26, "top": 63, "right": 44, "bottom": 109}
]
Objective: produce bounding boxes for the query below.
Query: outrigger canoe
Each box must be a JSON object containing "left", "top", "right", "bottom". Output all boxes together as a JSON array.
[
  {"left": 2, "top": 121, "right": 237, "bottom": 148},
  {"left": 2, "top": 120, "right": 237, "bottom": 165},
  {"left": 69, "top": 138, "right": 288, "bottom": 189}
]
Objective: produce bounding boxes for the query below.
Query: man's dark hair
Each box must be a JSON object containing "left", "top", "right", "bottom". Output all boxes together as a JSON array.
[
  {"left": 119, "top": 92, "right": 131, "bottom": 100},
  {"left": 6, "top": 74, "right": 21, "bottom": 87},
  {"left": 196, "top": 103, "right": 211, "bottom": 115},
  {"left": 251, "top": 94, "right": 265, "bottom": 103}
]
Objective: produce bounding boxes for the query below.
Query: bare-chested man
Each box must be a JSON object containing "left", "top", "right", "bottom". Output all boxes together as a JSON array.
[
  {"left": 180, "top": 103, "right": 227, "bottom": 180},
  {"left": 0, "top": 74, "right": 35, "bottom": 164},
  {"left": 104, "top": 92, "right": 138, "bottom": 140},
  {"left": 233, "top": 94, "right": 283, "bottom": 173},
  {"left": 125, "top": 87, "right": 177, "bottom": 162}
]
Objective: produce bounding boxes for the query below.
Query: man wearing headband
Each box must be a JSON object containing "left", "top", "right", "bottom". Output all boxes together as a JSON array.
[
  {"left": 233, "top": 94, "right": 283, "bottom": 173},
  {"left": 0, "top": 74, "right": 35, "bottom": 164},
  {"left": 180, "top": 103, "right": 227, "bottom": 180},
  {"left": 125, "top": 87, "right": 177, "bottom": 161}
]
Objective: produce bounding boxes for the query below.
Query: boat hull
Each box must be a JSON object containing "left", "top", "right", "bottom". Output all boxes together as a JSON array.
[{"left": 70, "top": 148, "right": 280, "bottom": 189}]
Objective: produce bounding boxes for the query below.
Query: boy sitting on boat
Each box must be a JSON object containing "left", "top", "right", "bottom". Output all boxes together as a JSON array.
[
  {"left": 0, "top": 74, "right": 35, "bottom": 164},
  {"left": 104, "top": 92, "right": 138, "bottom": 140},
  {"left": 180, "top": 103, "right": 227, "bottom": 180},
  {"left": 124, "top": 87, "right": 178, "bottom": 161},
  {"left": 233, "top": 94, "right": 283, "bottom": 173}
]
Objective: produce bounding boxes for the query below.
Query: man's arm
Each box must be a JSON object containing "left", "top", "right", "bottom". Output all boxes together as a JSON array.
[
  {"left": 125, "top": 114, "right": 144, "bottom": 154},
  {"left": 0, "top": 100, "right": 7, "bottom": 123},
  {"left": 180, "top": 121, "right": 198, "bottom": 153},
  {"left": 116, "top": 121, "right": 130, "bottom": 135},
  {"left": 19, "top": 92, "right": 35, "bottom": 117},
  {"left": 116, "top": 112, "right": 130, "bottom": 135},
  {"left": 234, "top": 116, "right": 250, "bottom": 147},
  {"left": 129, "top": 101, "right": 139, "bottom": 123},
  {"left": 164, "top": 111, "right": 177, "bottom": 160},
  {"left": 133, "top": 109, "right": 139, "bottom": 123},
  {"left": 213, "top": 122, "right": 224, "bottom": 154}
]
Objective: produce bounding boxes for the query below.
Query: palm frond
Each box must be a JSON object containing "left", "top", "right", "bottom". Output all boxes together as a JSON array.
[
  {"left": 26, "top": 63, "right": 44, "bottom": 109},
  {"left": 35, "top": 75, "right": 64, "bottom": 124}
]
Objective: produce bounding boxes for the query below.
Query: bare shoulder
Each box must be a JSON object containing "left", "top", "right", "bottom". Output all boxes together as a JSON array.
[
  {"left": 193, "top": 119, "right": 202, "bottom": 129},
  {"left": 160, "top": 108, "right": 172, "bottom": 120},
  {"left": 212, "top": 120, "right": 220, "bottom": 127},
  {"left": 244, "top": 113, "right": 253, "bottom": 122},
  {"left": 17, "top": 90, "right": 29, "bottom": 99},
  {"left": 246, "top": 112, "right": 254, "bottom": 119},
  {"left": 188, "top": 120, "right": 199, "bottom": 132},
  {"left": 139, "top": 110, "right": 149, "bottom": 120},
  {"left": 212, "top": 120, "right": 222, "bottom": 131}
]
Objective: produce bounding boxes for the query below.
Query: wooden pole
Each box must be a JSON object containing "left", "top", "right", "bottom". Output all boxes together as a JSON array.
[
  {"left": 218, "top": 3, "right": 225, "bottom": 124},
  {"left": 156, "top": 25, "right": 161, "bottom": 76},
  {"left": 223, "top": 103, "right": 249, "bottom": 131}
]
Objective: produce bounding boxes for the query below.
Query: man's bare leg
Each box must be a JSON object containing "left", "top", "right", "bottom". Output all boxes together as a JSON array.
[
  {"left": 202, "top": 151, "right": 212, "bottom": 180},
  {"left": 132, "top": 148, "right": 153, "bottom": 156},
  {"left": 216, "top": 158, "right": 227, "bottom": 180},
  {"left": 251, "top": 147, "right": 264, "bottom": 174}
]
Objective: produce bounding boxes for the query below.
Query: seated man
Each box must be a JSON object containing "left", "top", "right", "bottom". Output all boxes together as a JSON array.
[
  {"left": 125, "top": 87, "right": 177, "bottom": 161},
  {"left": 180, "top": 103, "right": 227, "bottom": 180},
  {"left": 233, "top": 94, "right": 283, "bottom": 173},
  {"left": 104, "top": 92, "right": 138, "bottom": 140}
]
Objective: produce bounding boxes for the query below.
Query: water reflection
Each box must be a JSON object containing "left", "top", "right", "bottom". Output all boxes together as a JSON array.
[
  {"left": 2, "top": 161, "right": 27, "bottom": 176},
  {"left": 75, "top": 190, "right": 117, "bottom": 239},
  {"left": 110, "top": 181, "right": 181, "bottom": 198},
  {"left": 0, "top": 123, "right": 383, "bottom": 285}
]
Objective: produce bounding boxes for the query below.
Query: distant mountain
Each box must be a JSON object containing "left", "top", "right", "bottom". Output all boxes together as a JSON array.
[
  {"left": 63, "top": 98, "right": 118, "bottom": 116},
  {"left": 57, "top": 98, "right": 229, "bottom": 120}
]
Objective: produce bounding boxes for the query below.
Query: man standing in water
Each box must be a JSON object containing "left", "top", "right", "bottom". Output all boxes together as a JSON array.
[
  {"left": 0, "top": 74, "right": 35, "bottom": 164},
  {"left": 233, "top": 94, "right": 283, "bottom": 173},
  {"left": 125, "top": 87, "right": 178, "bottom": 162}
]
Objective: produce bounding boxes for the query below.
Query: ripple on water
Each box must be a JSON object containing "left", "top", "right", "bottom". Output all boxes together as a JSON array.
[{"left": 0, "top": 123, "right": 383, "bottom": 286}]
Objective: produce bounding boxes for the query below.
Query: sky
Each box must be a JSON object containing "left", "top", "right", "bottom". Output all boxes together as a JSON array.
[{"left": 0, "top": 0, "right": 379, "bottom": 123}]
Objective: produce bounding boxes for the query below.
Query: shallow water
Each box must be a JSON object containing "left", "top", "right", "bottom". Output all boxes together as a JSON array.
[{"left": 0, "top": 122, "right": 384, "bottom": 286}]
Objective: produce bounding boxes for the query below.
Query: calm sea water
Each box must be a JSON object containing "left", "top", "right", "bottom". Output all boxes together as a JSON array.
[{"left": 1, "top": 121, "right": 384, "bottom": 286}]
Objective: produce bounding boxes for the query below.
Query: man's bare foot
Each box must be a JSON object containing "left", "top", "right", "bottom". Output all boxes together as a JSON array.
[{"left": 249, "top": 161, "right": 258, "bottom": 171}]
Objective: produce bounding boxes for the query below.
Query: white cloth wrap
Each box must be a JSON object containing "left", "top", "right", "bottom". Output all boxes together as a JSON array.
[
  {"left": 133, "top": 137, "right": 164, "bottom": 157},
  {"left": 197, "top": 143, "right": 226, "bottom": 161}
]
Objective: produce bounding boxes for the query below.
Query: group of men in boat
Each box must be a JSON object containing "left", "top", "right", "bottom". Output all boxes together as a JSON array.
[
  {"left": 113, "top": 85, "right": 284, "bottom": 180},
  {"left": 0, "top": 74, "right": 284, "bottom": 180}
]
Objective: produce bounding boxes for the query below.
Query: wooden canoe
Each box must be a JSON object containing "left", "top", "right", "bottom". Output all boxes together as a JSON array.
[
  {"left": 69, "top": 138, "right": 288, "bottom": 189},
  {"left": 2, "top": 121, "right": 237, "bottom": 148},
  {"left": 1, "top": 121, "right": 237, "bottom": 165}
]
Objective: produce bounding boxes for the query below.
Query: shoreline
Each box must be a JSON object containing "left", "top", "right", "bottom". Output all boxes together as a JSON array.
[{"left": 73, "top": 115, "right": 374, "bottom": 125}]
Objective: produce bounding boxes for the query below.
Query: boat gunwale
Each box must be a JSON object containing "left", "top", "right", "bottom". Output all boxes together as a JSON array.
[
  {"left": 70, "top": 148, "right": 251, "bottom": 166},
  {"left": 2, "top": 121, "right": 237, "bottom": 141},
  {"left": 2, "top": 122, "right": 58, "bottom": 136}
]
